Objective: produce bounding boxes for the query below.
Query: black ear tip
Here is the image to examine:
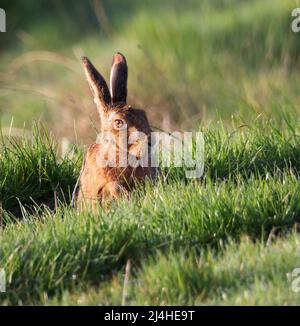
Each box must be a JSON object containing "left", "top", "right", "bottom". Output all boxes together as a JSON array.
[
  {"left": 113, "top": 52, "right": 127, "bottom": 65},
  {"left": 115, "top": 51, "right": 125, "bottom": 57},
  {"left": 82, "top": 56, "right": 90, "bottom": 66}
]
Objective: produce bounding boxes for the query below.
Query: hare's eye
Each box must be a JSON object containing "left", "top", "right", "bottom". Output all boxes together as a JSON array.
[{"left": 114, "top": 119, "right": 126, "bottom": 130}]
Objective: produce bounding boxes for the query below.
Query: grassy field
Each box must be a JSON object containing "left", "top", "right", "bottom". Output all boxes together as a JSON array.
[
  {"left": 0, "top": 0, "right": 300, "bottom": 305},
  {"left": 0, "top": 119, "right": 300, "bottom": 305}
]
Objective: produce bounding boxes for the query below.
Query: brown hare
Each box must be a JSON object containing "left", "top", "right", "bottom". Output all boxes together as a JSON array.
[{"left": 77, "top": 52, "right": 157, "bottom": 210}]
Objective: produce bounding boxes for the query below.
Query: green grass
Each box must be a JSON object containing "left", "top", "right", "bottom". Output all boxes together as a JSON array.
[
  {"left": 0, "top": 119, "right": 300, "bottom": 305},
  {"left": 48, "top": 234, "right": 300, "bottom": 306},
  {"left": 0, "top": 126, "right": 81, "bottom": 215}
]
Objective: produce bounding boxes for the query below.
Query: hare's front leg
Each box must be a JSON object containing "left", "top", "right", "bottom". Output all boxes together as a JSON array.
[
  {"left": 76, "top": 189, "right": 99, "bottom": 212},
  {"left": 101, "top": 181, "right": 129, "bottom": 203}
]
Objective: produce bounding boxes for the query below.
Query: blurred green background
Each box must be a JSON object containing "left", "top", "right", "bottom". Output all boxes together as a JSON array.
[{"left": 0, "top": 0, "right": 299, "bottom": 142}]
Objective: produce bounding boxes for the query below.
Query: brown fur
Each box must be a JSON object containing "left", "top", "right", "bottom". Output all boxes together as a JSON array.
[{"left": 77, "top": 53, "right": 157, "bottom": 210}]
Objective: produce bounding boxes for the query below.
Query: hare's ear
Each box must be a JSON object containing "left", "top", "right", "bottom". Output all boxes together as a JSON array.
[
  {"left": 82, "top": 57, "right": 111, "bottom": 110},
  {"left": 110, "top": 52, "right": 128, "bottom": 105}
]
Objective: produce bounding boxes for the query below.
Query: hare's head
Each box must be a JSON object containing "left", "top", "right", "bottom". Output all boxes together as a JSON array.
[{"left": 82, "top": 53, "right": 152, "bottom": 147}]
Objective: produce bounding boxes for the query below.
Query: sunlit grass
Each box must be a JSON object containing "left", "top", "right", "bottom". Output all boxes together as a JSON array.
[{"left": 0, "top": 119, "right": 299, "bottom": 305}]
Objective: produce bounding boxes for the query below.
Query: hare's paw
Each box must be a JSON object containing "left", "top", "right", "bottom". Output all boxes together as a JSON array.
[{"left": 101, "top": 181, "right": 129, "bottom": 202}]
